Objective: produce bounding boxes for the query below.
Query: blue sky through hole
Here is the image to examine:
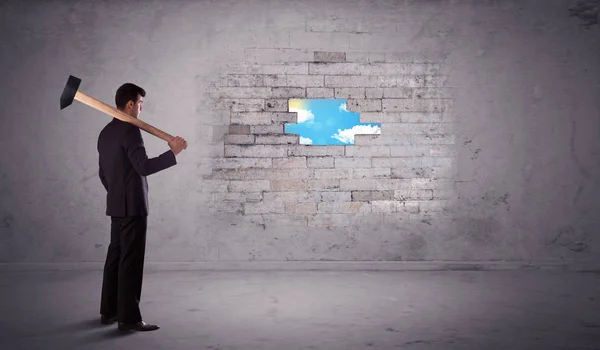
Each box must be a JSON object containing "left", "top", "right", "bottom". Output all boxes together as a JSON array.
[{"left": 284, "top": 99, "right": 381, "bottom": 145}]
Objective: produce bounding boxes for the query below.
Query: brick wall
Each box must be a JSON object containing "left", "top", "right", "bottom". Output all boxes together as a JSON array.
[{"left": 203, "top": 50, "right": 457, "bottom": 232}]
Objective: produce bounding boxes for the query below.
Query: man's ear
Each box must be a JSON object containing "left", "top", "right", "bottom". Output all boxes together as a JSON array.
[{"left": 126, "top": 100, "right": 134, "bottom": 110}]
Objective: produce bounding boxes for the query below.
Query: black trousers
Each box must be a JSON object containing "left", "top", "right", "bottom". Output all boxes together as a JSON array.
[{"left": 100, "top": 216, "right": 147, "bottom": 323}]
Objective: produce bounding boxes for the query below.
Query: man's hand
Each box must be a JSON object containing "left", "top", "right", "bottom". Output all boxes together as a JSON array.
[{"left": 168, "top": 136, "right": 188, "bottom": 156}]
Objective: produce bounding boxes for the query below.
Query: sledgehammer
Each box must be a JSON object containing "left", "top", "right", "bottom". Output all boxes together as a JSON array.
[{"left": 60, "top": 75, "right": 175, "bottom": 142}]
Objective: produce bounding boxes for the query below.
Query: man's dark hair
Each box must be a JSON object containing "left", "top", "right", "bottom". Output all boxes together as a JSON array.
[{"left": 115, "top": 83, "right": 146, "bottom": 110}]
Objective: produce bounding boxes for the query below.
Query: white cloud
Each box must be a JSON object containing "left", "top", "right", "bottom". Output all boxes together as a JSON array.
[
  {"left": 299, "top": 136, "right": 313, "bottom": 144},
  {"left": 289, "top": 107, "right": 315, "bottom": 123},
  {"left": 339, "top": 102, "right": 348, "bottom": 112},
  {"left": 331, "top": 124, "right": 381, "bottom": 144}
]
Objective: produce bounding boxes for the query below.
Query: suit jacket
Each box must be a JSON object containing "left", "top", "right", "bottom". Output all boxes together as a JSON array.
[{"left": 97, "top": 118, "right": 177, "bottom": 217}]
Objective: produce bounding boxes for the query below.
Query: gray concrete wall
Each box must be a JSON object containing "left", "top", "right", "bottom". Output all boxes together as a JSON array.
[{"left": 0, "top": 0, "right": 598, "bottom": 264}]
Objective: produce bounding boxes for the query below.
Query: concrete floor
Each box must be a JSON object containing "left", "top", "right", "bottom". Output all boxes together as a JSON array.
[{"left": 1, "top": 269, "right": 599, "bottom": 350}]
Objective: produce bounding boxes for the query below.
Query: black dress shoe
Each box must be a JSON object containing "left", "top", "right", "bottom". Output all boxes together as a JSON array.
[
  {"left": 100, "top": 314, "right": 118, "bottom": 325},
  {"left": 118, "top": 321, "right": 160, "bottom": 332}
]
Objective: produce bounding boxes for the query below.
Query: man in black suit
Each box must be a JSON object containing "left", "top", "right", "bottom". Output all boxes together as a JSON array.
[{"left": 97, "top": 83, "right": 187, "bottom": 332}]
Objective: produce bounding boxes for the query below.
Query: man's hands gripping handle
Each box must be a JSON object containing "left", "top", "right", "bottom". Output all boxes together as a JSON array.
[{"left": 168, "top": 136, "right": 188, "bottom": 156}]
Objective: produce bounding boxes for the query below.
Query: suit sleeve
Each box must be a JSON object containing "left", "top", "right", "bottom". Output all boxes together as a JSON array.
[
  {"left": 121, "top": 126, "right": 177, "bottom": 176},
  {"left": 99, "top": 160, "right": 108, "bottom": 191}
]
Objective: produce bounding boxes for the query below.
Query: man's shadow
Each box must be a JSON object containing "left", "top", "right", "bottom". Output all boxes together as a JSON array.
[{"left": 51, "top": 318, "right": 136, "bottom": 343}]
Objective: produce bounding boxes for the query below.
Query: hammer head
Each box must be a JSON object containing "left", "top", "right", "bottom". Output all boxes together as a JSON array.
[{"left": 60, "top": 75, "right": 81, "bottom": 110}]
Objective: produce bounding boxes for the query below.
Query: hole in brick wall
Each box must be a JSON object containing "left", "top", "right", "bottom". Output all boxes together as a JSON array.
[{"left": 284, "top": 99, "right": 381, "bottom": 145}]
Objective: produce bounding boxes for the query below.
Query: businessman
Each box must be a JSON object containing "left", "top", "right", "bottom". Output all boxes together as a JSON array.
[{"left": 97, "top": 83, "right": 187, "bottom": 332}]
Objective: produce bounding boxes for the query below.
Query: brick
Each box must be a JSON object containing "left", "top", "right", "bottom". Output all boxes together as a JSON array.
[
  {"left": 307, "top": 179, "right": 340, "bottom": 191},
  {"left": 209, "top": 99, "right": 264, "bottom": 112},
  {"left": 396, "top": 75, "right": 426, "bottom": 88},
  {"left": 411, "top": 178, "right": 454, "bottom": 189},
  {"left": 385, "top": 145, "right": 430, "bottom": 157},
  {"left": 344, "top": 146, "right": 390, "bottom": 157},
  {"left": 262, "top": 74, "right": 287, "bottom": 86},
  {"left": 271, "top": 87, "right": 306, "bottom": 98},
  {"left": 228, "top": 180, "right": 270, "bottom": 192},
  {"left": 307, "top": 88, "right": 334, "bottom": 98},
  {"left": 264, "top": 191, "right": 312, "bottom": 203},
  {"left": 339, "top": 179, "right": 411, "bottom": 191},
  {"left": 309, "top": 63, "right": 360, "bottom": 75},
  {"left": 224, "top": 134, "right": 255, "bottom": 144},
  {"left": 365, "top": 88, "right": 384, "bottom": 98},
  {"left": 398, "top": 201, "right": 420, "bottom": 214},
  {"left": 287, "top": 75, "right": 324, "bottom": 87},
  {"left": 211, "top": 158, "right": 272, "bottom": 168},
  {"left": 314, "top": 168, "right": 352, "bottom": 179},
  {"left": 334, "top": 88, "right": 366, "bottom": 99},
  {"left": 227, "top": 75, "right": 264, "bottom": 87},
  {"left": 383, "top": 87, "right": 413, "bottom": 98},
  {"left": 424, "top": 75, "right": 449, "bottom": 87},
  {"left": 325, "top": 75, "right": 397, "bottom": 88},
  {"left": 317, "top": 202, "right": 371, "bottom": 214},
  {"left": 410, "top": 189, "right": 434, "bottom": 200},
  {"left": 256, "top": 134, "right": 299, "bottom": 144},
  {"left": 382, "top": 123, "right": 453, "bottom": 135},
  {"left": 213, "top": 192, "right": 263, "bottom": 203},
  {"left": 353, "top": 168, "right": 391, "bottom": 178},
  {"left": 391, "top": 167, "right": 428, "bottom": 179},
  {"left": 231, "top": 112, "right": 297, "bottom": 125},
  {"left": 286, "top": 203, "right": 317, "bottom": 214},
  {"left": 429, "top": 145, "right": 457, "bottom": 157},
  {"left": 273, "top": 157, "right": 307, "bottom": 168},
  {"left": 379, "top": 52, "right": 414, "bottom": 63},
  {"left": 334, "top": 157, "right": 371, "bottom": 168},
  {"left": 307, "top": 156, "right": 334, "bottom": 168},
  {"left": 209, "top": 87, "right": 271, "bottom": 99},
  {"left": 371, "top": 201, "right": 397, "bottom": 213},
  {"left": 208, "top": 201, "right": 243, "bottom": 214},
  {"left": 320, "top": 191, "right": 351, "bottom": 202},
  {"left": 413, "top": 87, "right": 454, "bottom": 99},
  {"left": 411, "top": 135, "right": 456, "bottom": 145},
  {"left": 429, "top": 166, "right": 456, "bottom": 179},
  {"left": 212, "top": 168, "right": 310, "bottom": 180},
  {"left": 250, "top": 125, "right": 284, "bottom": 134},
  {"left": 314, "top": 51, "right": 346, "bottom": 62},
  {"left": 420, "top": 157, "right": 453, "bottom": 168},
  {"left": 368, "top": 53, "right": 385, "bottom": 62},
  {"left": 346, "top": 51, "right": 368, "bottom": 63},
  {"left": 373, "top": 157, "right": 423, "bottom": 168},
  {"left": 432, "top": 188, "right": 455, "bottom": 200},
  {"left": 224, "top": 145, "right": 288, "bottom": 158},
  {"left": 419, "top": 200, "right": 454, "bottom": 212},
  {"left": 351, "top": 190, "right": 393, "bottom": 201},
  {"left": 288, "top": 145, "right": 345, "bottom": 157},
  {"left": 243, "top": 201, "right": 285, "bottom": 214},
  {"left": 262, "top": 63, "right": 309, "bottom": 75},
  {"left": 271, "top": 179, "right": 307, "bottom": 191},
  {"left": 361, "top": 112, "right": 447, "bottom": 123},
  {"left": 228, "top": 124, "right": 250, "bottom": 134},
  {"left": 218, "top": 63, "right": 263, "bottom": 75},
  {"left": 265, "top": 99, "right": 289, "bottom": 111},
  {"left": 394, "top": 189, "right": 411, "bottom": 202},
  {"left": 382, "top": 99, "right": 451, "bottom": 113},
  {"left": 231, "top": 99, "right": 265, "bottom": 112},
  {"left": 346, "top": 99, "right": 382, "bottom": 112},
  {"left": 260, "top": 214, "right": 309, "bottom": 227}
]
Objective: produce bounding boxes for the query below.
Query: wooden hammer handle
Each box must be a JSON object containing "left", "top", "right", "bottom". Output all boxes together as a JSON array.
[{"left": 74, "top": 91, "right": 175, "bottom": 142}]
